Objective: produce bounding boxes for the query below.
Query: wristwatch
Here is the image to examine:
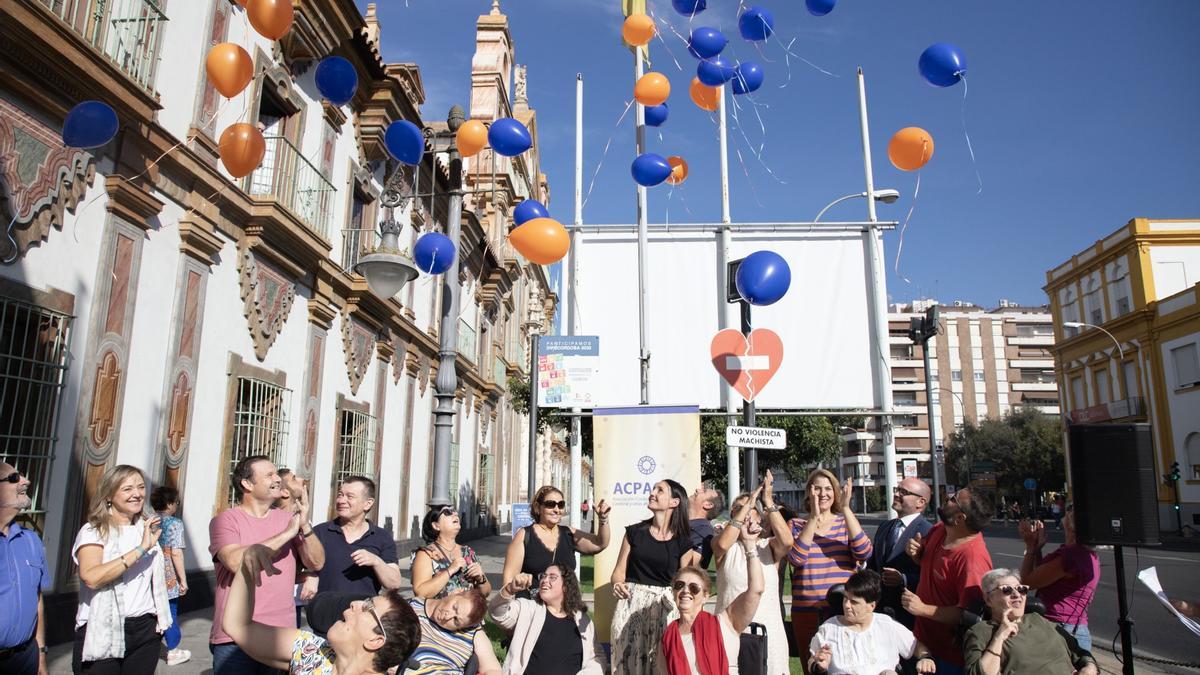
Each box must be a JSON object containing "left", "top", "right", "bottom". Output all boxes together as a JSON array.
[
  {"left": 764, "top": 503, "right": 780, "bottom": 513},
  {"left": 39, "top": 645, "right": 49, "bottom": 654}
]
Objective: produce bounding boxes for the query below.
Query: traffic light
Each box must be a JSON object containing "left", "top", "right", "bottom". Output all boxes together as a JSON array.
[
  {"left": 1169, "top": 461, "right": 1181, "bottom": 482},
  {"left": 907, "top": 306, "right": 941, "bottom": 344},
  {"left": 908, "top": 317, "right": 924, "bottom": 344}
]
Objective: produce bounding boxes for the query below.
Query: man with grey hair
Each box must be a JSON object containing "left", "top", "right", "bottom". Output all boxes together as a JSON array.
[
  {"left": 0, "top": 462, "right": 48, "bottom": 675},
  {"left": 687, "top": 479, "right": 725, "bottom": 568},
  {"left": 965, "top": 568, "right": 1098, "bottom": 674}
]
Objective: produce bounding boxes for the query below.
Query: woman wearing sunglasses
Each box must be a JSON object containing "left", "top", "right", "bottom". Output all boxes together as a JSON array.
[
  {"left": 963, "top": 568, "right": 1098, "bottom": 675},
  {"left": 222, "top": 543, "right": 422, "bottom": 674},
  {"left": 1017, "top": 504, "right": 1099, "bottom": 651},
  {"left": 657, "top": 514, "right": 764, "bottom": 675},
  {"left": 488, "top": 564, "right": 606, "bottom": 674},
  {"left": 610, "top": 479, "right": 700, "bottom": 675},
  {"left": 502, "top": 485, "right": 610, "bottom": 597},
  {"left": 411, "top": 506, "right": 492, "bottom": 599}
]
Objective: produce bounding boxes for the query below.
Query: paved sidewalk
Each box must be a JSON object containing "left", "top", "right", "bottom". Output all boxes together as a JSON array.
[{"left": 47, "top": 534, "right": 1182, "bottom": 674}]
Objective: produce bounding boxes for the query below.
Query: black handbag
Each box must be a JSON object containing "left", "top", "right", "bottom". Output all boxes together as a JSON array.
[{"left": 738, "top": 622, "right": 769, "bottom": 675}]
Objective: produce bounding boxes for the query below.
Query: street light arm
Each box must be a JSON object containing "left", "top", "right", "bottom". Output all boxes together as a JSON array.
[
  {"left": 1063, "top": 321, "right": 1123, "bottom": 360},
  {"left": 813, "top": 193, "right": 866, "bottom": 223}
]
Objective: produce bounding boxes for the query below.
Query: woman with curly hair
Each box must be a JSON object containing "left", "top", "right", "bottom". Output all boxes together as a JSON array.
[{"left": 489, "top": 563, "right": 606, "bottom": 674}]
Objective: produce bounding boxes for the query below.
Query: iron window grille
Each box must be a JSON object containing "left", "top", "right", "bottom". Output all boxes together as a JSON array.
[
  {"left": 228, "top": 376, "right": 292, "bottom": 503},
  {"left": 334, "top": 407, "right": 377, "bottom": 486}
]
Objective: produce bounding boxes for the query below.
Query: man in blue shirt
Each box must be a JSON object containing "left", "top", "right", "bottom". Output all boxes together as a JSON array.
[
  {"left": 0, "top": 461, "right": 49, "bottom": 675},
  {"left": 304, "top": 476, "right": 400, "bottom": 597}
]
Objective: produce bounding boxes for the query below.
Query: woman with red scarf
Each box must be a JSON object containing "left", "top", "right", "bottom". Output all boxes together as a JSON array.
[{"left": 657, "top": 515, "right": 765, "bottom": 675}]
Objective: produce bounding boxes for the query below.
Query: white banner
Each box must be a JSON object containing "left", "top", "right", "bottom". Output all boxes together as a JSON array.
[
  {"left": 571, "top": 230, "right": 878, "bottom": 409},
  {"left": 591, "top": 405, "right": 701, "bottom": 643}
]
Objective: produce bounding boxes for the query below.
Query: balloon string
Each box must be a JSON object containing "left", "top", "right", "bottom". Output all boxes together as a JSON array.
[
  {"left": 894, "top": 169, "right": 922, "bottom": 285},
  {"left": 648, "top": 10, "right": 684, "bottom": 72},
  {"left": 773, "top": 35, "right": 839, "bottom": 78},
  {"left": 2, "top": 215, "right": 18, "bottom": 264},
  {"left": 727, "top": 94, "right": 786, "bottom": 185},
  {"left": 960, "top": 74, "right": 983, "bottom": 194},
  {"left": 581, "top": 98, "right": 635, "bottom": 210}
]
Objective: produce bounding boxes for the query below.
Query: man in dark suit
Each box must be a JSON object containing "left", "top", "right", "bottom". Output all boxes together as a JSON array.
[{"left": 867, "top": 477, "right": 934, "bottom": 629}]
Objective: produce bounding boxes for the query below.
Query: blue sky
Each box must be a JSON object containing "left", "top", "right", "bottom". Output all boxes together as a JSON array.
[{"left": 360, "top": 0, "right": 1200, "bottom": 308}]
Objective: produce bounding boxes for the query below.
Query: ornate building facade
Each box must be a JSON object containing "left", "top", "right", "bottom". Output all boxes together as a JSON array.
[{"left": 0, "top": 0, "right": 554, "bottom": 635}]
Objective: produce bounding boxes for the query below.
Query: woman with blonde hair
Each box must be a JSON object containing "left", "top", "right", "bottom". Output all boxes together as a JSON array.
[
  {"left": 787, "top": 468, "right": 872, "bottom": 673},
  {"left": 72, "top": 465, "right": 173, "bottom": 674}
]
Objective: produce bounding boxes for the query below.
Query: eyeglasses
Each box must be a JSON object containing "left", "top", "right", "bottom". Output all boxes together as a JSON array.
[
  {"left": 1, "top": 471, "right": 21, "bottom": 484},
  {"left": 994, "top": 584, "right": 1030, "bottom": 597},
  {"left": 894, "top": 487, "right": 923, "bottom": 498},
  {"left": 438, "top": 507, "right": 456, "bottom": 517},
  {"left": 671, "top": 580, "right": 704, "bottom": 596},
  {"left": 537, "top": 572, "right": 562, "bottom": 584},
  {"left": 539, "top": 499, "right": 567, "bottom": 510},
  {"left": 362, "top": 597, "right": 387, "bottom": 638}
]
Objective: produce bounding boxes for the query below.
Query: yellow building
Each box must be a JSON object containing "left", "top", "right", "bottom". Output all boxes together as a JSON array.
[{"left": 1045, "top": 218, "right": 1200, "bottom": 533}]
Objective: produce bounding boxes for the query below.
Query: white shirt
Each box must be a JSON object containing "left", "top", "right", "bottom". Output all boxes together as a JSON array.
[
  {"left": 810, "top": 613, "right": 917, "bottom": 675},
  {"left": 897, "top": 512, "right": 922, "bottom": 529},
  {"left": 72, "top": 523, "right": 158, "bottom": 628}
]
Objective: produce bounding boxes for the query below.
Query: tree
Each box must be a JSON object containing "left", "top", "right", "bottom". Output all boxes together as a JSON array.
[
  {"left": 944, "top": 407, "right": 1064, "bottom": 499},
  {"left": 700, "top": 415, "right": 845, "bottom": 494}
]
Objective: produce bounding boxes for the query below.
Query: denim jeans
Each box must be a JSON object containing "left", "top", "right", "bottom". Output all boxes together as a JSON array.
[
  {"left": 210, "top": 642, "right": 284, "bottom": 675},
  {"left": 1061, "top": 622, "right": 1093, "bottom": 653},
  {"left": 933, "top": 657, "right": 964, "bottom": 675},
  {"left": 164, "top": 599, "right": 181, "bottom": 650},
  {"left": 0, "top": 639, "right": 38, "bottom": 675}
]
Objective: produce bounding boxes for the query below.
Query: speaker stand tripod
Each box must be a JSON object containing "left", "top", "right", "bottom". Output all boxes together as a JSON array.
[{"left": 1113, "top": 545, "right": 1135, "bottom": 675}]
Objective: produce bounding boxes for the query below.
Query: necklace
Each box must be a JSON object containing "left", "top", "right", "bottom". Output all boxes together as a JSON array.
[{"left": 433, "top": 539, "right": 458, "bottom": 564}]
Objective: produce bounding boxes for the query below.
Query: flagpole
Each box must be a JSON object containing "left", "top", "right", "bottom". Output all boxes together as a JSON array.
[
  {"left": 635, "top": 48, "right": 650, "bottom": 405},
  {"left": 717, "top": 85, "right": 740, "bottom": 506}
]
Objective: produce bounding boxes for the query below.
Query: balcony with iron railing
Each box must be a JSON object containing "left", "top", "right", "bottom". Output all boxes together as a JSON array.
[
  {"left": 492, "top": 354, "right": 506, "bottom": 387},
  {"left": 248, "top": 136, "right": 335, "bottom": 240},
  {"left": 39, "top": 0, "right": 167, "bottom": 92}
]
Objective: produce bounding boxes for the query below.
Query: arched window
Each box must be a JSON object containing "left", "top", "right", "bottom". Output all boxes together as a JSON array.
[{"left": 1186, "top": 432, "right": 1200, "bottom": 480}]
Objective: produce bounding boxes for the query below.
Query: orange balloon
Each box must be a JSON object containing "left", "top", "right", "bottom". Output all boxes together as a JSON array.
[
  {"left": 456, "top": 119, "right": 488, "bottom": 158},
  {"left": 622, "top": 14, "right": 656, "bottom": 47},
  {"left": 247, "top": 0, "right": 294, "bottom": 41},
  {"left": 689, "top": 77, "right": 719, "bottom": 112},
  {"left": 888, "top": 127, "right": 935, "bottom": 171},
  {"left": 219, "top": 123, "right": 266, "bottom": 178},
  {"left": 205, "top": 43, "right": 254, "bottom": 98},
  {"left": 509, "top": 217, "right": 570, "bottom": 265},
  {"left": 634, "top": 72, "right": 670, "bottom": 107},
  {"left": 666, "top": 156, "right": 688, "bottom": 185}
]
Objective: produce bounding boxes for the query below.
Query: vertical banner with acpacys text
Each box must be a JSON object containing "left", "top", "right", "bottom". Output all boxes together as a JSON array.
[{"left": 592, "top": 405, "right": 701, "bottom": 643}]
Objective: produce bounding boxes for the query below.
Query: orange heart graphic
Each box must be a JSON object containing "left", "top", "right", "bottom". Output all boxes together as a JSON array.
[{"left": 709, "top": 329, "right": 784, "bottom": 402}]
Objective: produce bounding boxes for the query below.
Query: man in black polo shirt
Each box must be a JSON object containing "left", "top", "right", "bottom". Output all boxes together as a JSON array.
[{"left": 304, "top": 476, "right": 401, "bottom": 596}]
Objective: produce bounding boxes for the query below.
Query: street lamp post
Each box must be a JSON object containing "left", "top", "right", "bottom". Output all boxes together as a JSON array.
[
  {"left": 813, "top": 189, "right": 901, "bottom": 223},
  {"left": 1063, "top": 321, "right": 1127, "bottom": 400}
]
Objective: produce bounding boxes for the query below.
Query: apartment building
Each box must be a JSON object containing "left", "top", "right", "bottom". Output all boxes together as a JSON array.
[
  {"left": 1045, "top": 218, "right": 1200, "bottom": 530},
  {"left": 841, "top": 300, "right": 1059, "bottom": 503}
]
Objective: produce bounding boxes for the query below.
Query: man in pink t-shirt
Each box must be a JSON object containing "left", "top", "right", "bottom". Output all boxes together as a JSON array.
[
  {"left": 208, "top": 456, "right": 325, "bottom": 674},
  {"left": 902, "top": 487, "right": 994, "bottom": 675}
]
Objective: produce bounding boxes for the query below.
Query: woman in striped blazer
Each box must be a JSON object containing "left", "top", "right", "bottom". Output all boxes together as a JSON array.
[{"left": 787, "top": 469, "right": 872, "bottom": 674}]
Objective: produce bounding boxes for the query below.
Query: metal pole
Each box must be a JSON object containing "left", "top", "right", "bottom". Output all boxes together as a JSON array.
[
  {"left": 718, "top": 84, "right": 740, "bottom": 507},
  {"left": 857, "top": 68, "right": 898, "bottom": 517},
  {"left": 528, "top": 333, "right": 540, "bottom": 501},
  {"left": 635, "top": 46, "right": 650, "bottom": 405},
  {"left": 741, "top": 301, "right": 758, "bottom": 492},
  {"left": 922, "top": 336, "right": 942, "bottom": 511},
  {"left": 570, "top": 74, "right": 584, "bottom": 576},
  {"left": 1113, "top": 545, "right": 1136, "bottom": 675},
  {"left": 429, "top": 106, "right": 467, "bottom": 509}
]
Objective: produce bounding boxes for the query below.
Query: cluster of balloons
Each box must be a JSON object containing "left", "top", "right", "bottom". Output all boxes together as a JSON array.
[
  {"left": 508, "top": 198, "right": 568, "bottom": 266},
  {"left": 736, "top": 251, "right": 791, "bottom": 306},
  {"left": 884, "top": 43, "right": 965, "bottom": 172}
]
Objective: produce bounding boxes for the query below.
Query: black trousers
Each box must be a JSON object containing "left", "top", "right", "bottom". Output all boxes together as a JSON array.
[
  {"left": 73, "top": 613, "right": 161, "bottom": 675},
  {"left": 0, "top": 639, "right": 39, "bottom": 675}
]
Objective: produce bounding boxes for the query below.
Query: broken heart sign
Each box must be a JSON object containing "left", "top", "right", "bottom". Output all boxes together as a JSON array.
[{"left": 710, "top": 328, "right": 783, "bottom": 402}]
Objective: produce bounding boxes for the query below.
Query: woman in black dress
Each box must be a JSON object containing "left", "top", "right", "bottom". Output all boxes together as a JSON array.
[{"left": 502, "top": 485, "right": 610, "bottom": 594}]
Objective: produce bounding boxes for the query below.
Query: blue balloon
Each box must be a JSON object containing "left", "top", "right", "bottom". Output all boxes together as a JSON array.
[
  {"left": 385, "top": 120, "right": 425, "bottom": 165},
  {"left": 645, "top": 103, "right": 669, "bottom": 127},
  {"left": 805, "top": 0, "right": 837, "bottom": 16},
  {"left": 919, "top": 43, "right": 967, "bottom": 87},
  {"left": 315, "top": 56, "right": 358, "bottom": 106},
  {"left": 687, "top": 27, "right": 727, "bottom": 60},
  {"left": 631, "top": 153, "right": 672, "bottom": 187},
  {"left": 735, "top": 251, "right": 791, "bottom": 306},
  {"left": 62, "top": 100, "right": 119, "bottom": 149},
  {"left": 513, "top": 199, "right": 549, "bottom": 226},
  {"left": 671, "top": 0, "right": 706, "bottom": 16},
  {"left": 731, "top": 62, "right": 765, "bottom": 95},
  {"left": 488, "top": 117, "right": 532, "bottom": 157},
  {"left": 697, "top": 55, "right": 736, "bottom": 86},
  {"left": 738, "top": 6, "right": 775, "bottom": 41},
  {"left": 413, "top": 232, "right": 456, "bottom": 275}
]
